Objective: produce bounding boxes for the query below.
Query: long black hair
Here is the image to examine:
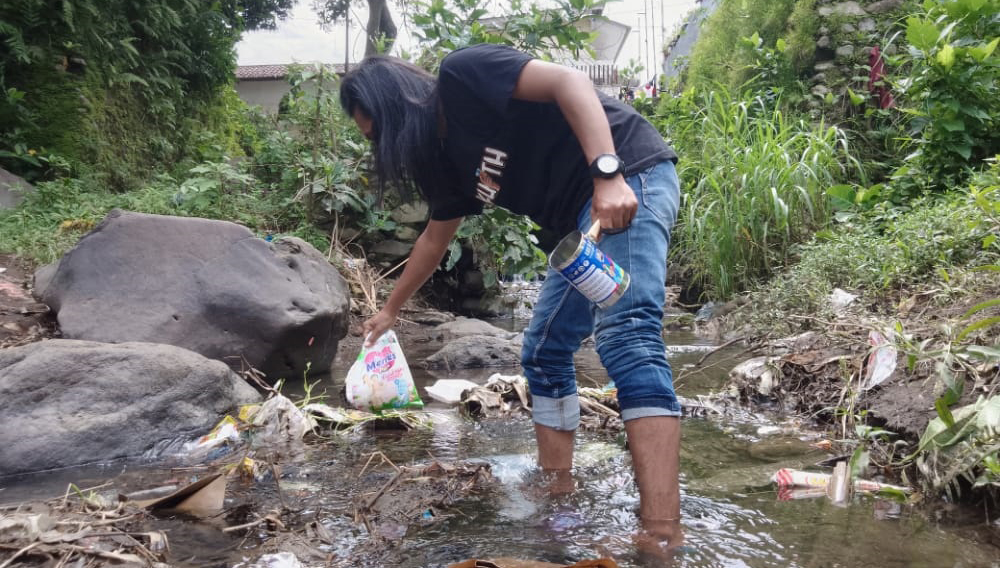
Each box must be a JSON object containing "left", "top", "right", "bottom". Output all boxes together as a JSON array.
[{"left": 339, "top": 56, "right": 447, "bottom": 200}]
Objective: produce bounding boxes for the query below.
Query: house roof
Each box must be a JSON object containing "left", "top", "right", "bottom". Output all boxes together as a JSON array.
[
  {"left": 236, "top": 64, "right": 289, "bottom": 80},
  {"left": 236, "top": 63, "right": 353, "bottom": 81}
]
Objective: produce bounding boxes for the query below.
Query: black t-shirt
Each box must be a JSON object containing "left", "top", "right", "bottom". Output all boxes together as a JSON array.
[{"left": 429, "top": 43, "right": 677, "bottom": 234}]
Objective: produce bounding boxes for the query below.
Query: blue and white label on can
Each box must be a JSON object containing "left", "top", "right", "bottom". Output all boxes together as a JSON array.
[{"left": 559, "top": 238, "right": 626, "bottom": 305}]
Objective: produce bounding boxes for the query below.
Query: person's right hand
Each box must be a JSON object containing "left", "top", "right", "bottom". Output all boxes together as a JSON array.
[{"left": 362, "top": 308, "right": 398, "bottom": 347}]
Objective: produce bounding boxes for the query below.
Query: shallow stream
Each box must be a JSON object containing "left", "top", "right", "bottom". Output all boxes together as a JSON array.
[{"left": 2, "top": 322, "right": 998, "bottom": 567}]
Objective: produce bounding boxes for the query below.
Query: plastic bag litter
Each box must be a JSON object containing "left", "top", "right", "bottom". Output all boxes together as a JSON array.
[
  {"left": 250, "top": 394, "right": 316, "bottom": 446},
  {"left": 246, "top": 552, "right": 304, "bottom": 568},
  {"left": 426, "top": 379, "right": 480, "bottom": 404},
  {"left": 346, "top": 330, "right": 424, "bottom": 412},
  {"left": 862, "top": 330, "right": 897, "bottom": 390}
]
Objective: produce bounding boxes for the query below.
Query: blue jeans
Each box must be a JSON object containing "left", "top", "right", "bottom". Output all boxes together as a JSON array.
[{"left": 521, "top": 160, "right": 681, "bottom": 430}]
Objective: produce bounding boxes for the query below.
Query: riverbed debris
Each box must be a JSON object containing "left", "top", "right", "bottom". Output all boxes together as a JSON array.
[
  {"left": 0, "top": 486, "right": 170, "bottom": 567},
  {"left": 352, "top": 459, "right": 494, "bottom": 542}
]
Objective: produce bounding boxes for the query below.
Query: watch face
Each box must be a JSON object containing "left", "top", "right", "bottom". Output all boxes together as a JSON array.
[{"left": 597, "top": 154, "right": 619, "bottom": 174}]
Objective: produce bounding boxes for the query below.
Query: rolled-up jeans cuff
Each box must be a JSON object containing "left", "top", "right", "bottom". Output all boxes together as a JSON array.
[
  {"left": 621, "top": 406, "right": 682, "bottom": 421},
  {"left": 531, "top": 393, "right": 580, "bottom": 431}
]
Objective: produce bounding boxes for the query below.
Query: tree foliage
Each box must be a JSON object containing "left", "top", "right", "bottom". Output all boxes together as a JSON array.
[{"left": 0, "top": 0, "right": 290, "bottom": 186}]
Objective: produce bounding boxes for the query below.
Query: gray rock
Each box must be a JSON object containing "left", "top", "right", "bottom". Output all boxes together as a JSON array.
[
  {"left": 841, "top": 23, "right": 858, "bottom": 33},
  {"left": 811, "top": 72, "right": 828, "bottom": 83},
  {"left": 866, "top": 0, "right": 903, "bottom": 14},
  {"left": 811, "top": 85, "right": 831, "bottom": 97},
  {"left": 462, "top": 270, "right": 485, "bottom": 293},
  {"left": 0, "top": 167, "right": 33, "bottom": 209},
  {"left": 37, "top": 210, "right": 349, "bottom": 382},
  {"left": 817, "top": 35, "right": 832, "bottom": 48},
  {"left": 371, "top": 239, "right": 412, "bottom": 261},
  {"left": 836, "top": 44, "right": 856, "bottom": 58},
  {"left": 406, "top": 309, "right": 456, "bottom": 326},
  {"left": 389, "top": 202, "right": 428, "bottom": 224},
  {"left": 393, "top": 225, "right": 419, "bottom": 241},
  {"left": 858, "top": 17, "right": 877, "bottom": 31},
  {"left": 433, "top": 316, "right": 518, "bottom": 340},
  {"left": 819, "top": 1, "right": 867, "bottom": 16},
  {"left": 814, "top": 61, "right": 837, "bottom": 71},
  {"left": 0, "top": 339, "right": 261, "bottom": 476},
  {"left": 424, "top": 334, "right": 521, "bottom": 370}
]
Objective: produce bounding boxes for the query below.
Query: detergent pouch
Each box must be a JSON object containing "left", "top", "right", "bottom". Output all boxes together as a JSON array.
[{"left": 345, "top": 330, "right": 424, "bottom": 412}]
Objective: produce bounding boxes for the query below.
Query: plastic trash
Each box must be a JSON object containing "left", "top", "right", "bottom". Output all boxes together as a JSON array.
[
  {"left": 248, "top": 552, "right": 304, "bottom": 568},
  {"left": 184, "top": 415, "right": 241, "bottom": 453},
  {"left": 862, "top": 330, "right": 896, "bottom": 390},
  {"left": 771, "top": 468, "right": 910, "bottom": 493},
  {"left": 425, "top": 379, "right": 480, "bottom": 405},
  {"left": 346, "top": 330, "right": 424, "bottom": 412},
  {"left": 250, "top": 394, "right": 316, "bottom": 446}
]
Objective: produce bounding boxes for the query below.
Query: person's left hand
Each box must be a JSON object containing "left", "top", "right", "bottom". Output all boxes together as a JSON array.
[{"left": 591, "top": 176, "right": 637, "bottom": 233}]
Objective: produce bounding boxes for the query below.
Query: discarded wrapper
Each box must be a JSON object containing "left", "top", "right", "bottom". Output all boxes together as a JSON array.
[{"left": 771, "top": 468, "right": 910, "bottom": 493}]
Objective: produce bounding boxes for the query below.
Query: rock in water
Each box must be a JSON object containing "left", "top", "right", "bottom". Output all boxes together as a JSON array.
[
  {"left": 0, "top": 339, "right": 261, "bottom": 476},
  {"left": 35, "top": 210, "right": 350, "bottom": 381}
]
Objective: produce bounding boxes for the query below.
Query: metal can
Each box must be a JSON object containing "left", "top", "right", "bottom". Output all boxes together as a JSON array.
[{"left": 549, "top": 222, "right": 630, "bottom": 309}]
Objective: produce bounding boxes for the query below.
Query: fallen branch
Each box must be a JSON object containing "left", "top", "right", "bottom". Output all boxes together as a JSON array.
[
  {"left": 696, "top": 336, "right": 746, "bottom": 366},
  {"left": 0, "top": 541, "right": 41, "bottom": 568}
]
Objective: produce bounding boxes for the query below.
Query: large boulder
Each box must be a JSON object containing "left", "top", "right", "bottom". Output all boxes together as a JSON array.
[
  {"left": 35, "top": 210, "right": 350, "bottom": 381},
  {"left": 0, "top": 167, "right": 33, "bottom": 209},
  {"left": 424, "top": 334, "right": 522, "bottom": 370},
  {"left": 0, "top": 339, "right": 261, "bottom": 476}
]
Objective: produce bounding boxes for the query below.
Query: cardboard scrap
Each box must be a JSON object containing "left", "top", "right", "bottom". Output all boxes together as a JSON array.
[{"left": 131, "top": 472, "right": 227, "bottom": 515}]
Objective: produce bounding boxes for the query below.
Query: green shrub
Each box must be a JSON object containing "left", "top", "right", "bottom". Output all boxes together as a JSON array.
[
  {"left": 685, "top": 0, "right": 802, "bottom": 91},
  {"left": 890, "top": 0, "right": 1000, "bottom": 196},
  {"left": 743, "top": 182, "right": 998, "bottom": 334}
]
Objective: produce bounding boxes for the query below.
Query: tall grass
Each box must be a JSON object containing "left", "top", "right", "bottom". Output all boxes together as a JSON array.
[{"left": 658, "top": 88, "right": 863, "bottom": 298}]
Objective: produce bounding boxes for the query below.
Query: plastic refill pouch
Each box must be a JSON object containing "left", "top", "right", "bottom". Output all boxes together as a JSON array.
[{"left": 345, "top": 330, "right": 424, "bottom": 412}]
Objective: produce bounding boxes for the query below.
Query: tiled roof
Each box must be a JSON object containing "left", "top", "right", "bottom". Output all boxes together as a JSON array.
[
  {"left": 235, "top": 63, "right": 353, "bottom": 80},
  {"left": 236, "top": 64, "right": 289, "bottom": 80}
]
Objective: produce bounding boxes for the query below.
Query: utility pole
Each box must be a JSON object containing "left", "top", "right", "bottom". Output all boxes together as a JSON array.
[{"left": 344, "top": 12, "right": 350, "bottom": 72}]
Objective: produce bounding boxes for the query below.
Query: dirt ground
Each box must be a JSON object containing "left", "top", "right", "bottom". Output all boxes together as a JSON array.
[{"left": 0, "top": 254, "right": 58, "bottom": 348}]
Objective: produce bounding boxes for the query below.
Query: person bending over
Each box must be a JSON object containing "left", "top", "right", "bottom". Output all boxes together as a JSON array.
[{"left": 340, "top": 44, "right": 683, "bottom": 547}]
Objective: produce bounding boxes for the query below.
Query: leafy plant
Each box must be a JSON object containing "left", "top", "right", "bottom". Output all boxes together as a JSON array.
[
  {"left": 409, "top": 0, "right": 598, "bottom": 63},
  {"left": 892, "top": 0, "right": 1000, "bottom": 193},
  {"left": 445, "top": 207, "right": 547, "bottom": 289},
  {"left": 178, "top": 160, "right": 256, "bottom": 213}
]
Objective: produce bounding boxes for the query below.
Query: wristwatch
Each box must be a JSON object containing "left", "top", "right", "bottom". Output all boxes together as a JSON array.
[{"left": 590, "top": 153, "right": 625, "bottom": 179}]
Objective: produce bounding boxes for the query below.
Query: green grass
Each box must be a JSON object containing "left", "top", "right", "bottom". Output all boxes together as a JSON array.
[
  {"left": 0, "top": 172, "right": 320, "bottom": 265},
  {"left": 740, "top": 191, "right": 997, "bottom": 335},
  {"left": 658, "top": 88, "right": 864, "bottom": 299}
]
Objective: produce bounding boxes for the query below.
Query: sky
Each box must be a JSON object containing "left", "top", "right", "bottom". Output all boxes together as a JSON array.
[{"left": 236, "top": 0, "right": 701, "bottom": 77}]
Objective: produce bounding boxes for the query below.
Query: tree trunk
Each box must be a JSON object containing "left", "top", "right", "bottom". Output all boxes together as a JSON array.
[{"left": 364, "top": 0, "right": 397, "bottom": 56}]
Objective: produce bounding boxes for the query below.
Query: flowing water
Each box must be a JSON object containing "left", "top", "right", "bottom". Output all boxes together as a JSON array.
[{"left": 2, "top": 322, "right": 998, "bottom": 567}]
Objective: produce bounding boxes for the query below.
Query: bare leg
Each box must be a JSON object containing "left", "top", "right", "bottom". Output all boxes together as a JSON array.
[
  {"left": 534, "top": 423, "right": 576, "bottom": 494},
  {"left": 625, "top": 415, "right": 683, "bottom": 546},
  {"left": 535, "top": 423, "right": 574, "bottom": 469}
]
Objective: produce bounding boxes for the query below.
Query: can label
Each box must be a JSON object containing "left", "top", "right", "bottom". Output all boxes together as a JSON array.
[{"left": 558, "top": 238, "right": 626, "bottom": 305}]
